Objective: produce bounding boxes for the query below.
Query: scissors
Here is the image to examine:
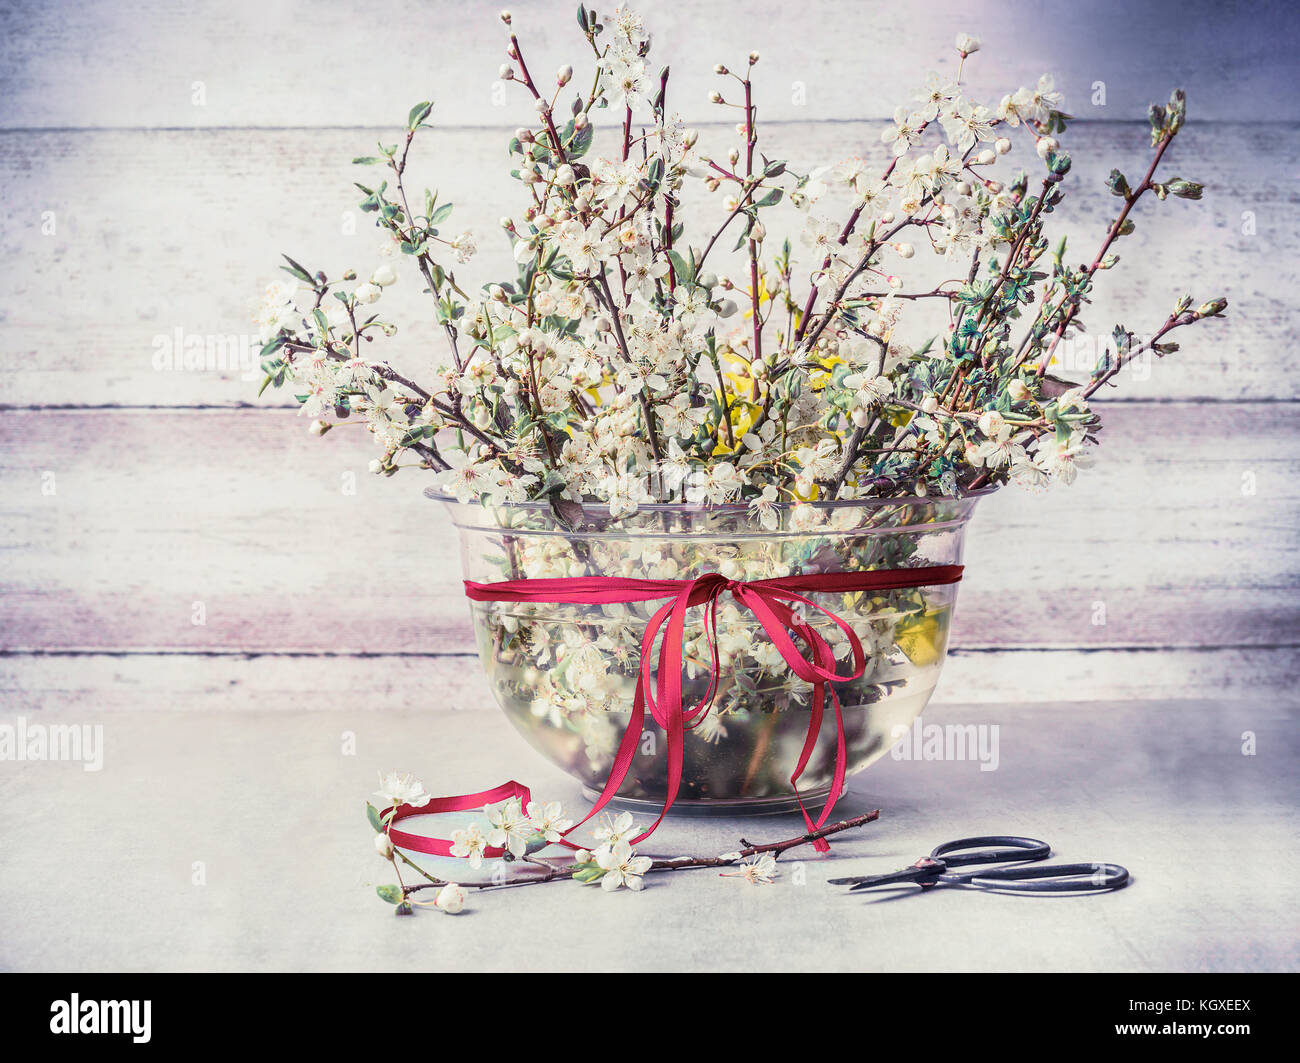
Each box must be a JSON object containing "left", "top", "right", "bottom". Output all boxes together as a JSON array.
[{"left": 827, "top": 835, "right": 1130, "bottom": 894}]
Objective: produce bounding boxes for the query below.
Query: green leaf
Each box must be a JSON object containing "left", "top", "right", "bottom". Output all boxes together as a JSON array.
[
  {"left": 376, "top": 884, "right": 402, "bottom": 904},
  {"left": 352, "top": 156, "right": 382, "bottom": 166},
  {"left": 280, "top": 254, "right": 314, "bottom": 284},
  {"left": 429, "top": 202, "right": 454, "bottom": 226},
  {"left": 366, "top": 803, "right": 383, "bottom": 832},
  {"left": 407, "top": 100, "right": 433, "bottom": 131},
  {"left": 569, "top": 121, "right": 594, "bottom": 159},
  {"left": 1165, "top": 177, "right": 1203, "bottom": 200},
  {"left": 667, "top": 249, "right": 695, "bottom": 286}
]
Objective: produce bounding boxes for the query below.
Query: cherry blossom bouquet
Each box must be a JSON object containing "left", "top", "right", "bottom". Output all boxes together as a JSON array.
[
  {"left": 256, "top": 5, "right": 1223, "bottom": 516},
  {"left": 257, "top": 7, "right": 1231, "bottom": 886}
]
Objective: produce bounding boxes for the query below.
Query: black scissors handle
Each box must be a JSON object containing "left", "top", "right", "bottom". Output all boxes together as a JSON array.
[
  {"left": 930, "top": 835, "right": 1051, "bottom": 865},
  {"left": 827, "top": 835, "right": 1052, "bottom": 889},
  {"left": 961, "top": 861, "right": 1130, "bottom": 893}
]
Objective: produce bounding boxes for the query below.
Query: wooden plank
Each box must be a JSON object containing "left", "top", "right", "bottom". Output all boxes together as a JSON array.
[
  {"left": 2, "top": 647, "right": 1295, "bottom": 710},
  {"left": 2, "top": 404, "right": 1296, "bottom": 655},
  {"left": 1, "top": 0, "right": 1295, "bottom": 128},
  {"left": 2, "top": 122, "right": 1294, "bottom": 405}
]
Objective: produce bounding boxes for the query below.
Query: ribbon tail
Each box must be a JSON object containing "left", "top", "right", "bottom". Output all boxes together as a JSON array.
[
  {"left": 560, "top": 680, "right": 647, "bottom": 846},
  {"left": 634, "top": 583, "right": 699, "bottom": 843},
  {"left": 789, "top": 679, "right": 832, "bottom": 853}
]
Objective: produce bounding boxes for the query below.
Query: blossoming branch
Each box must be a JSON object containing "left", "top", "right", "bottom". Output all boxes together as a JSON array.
[
  {"left": 255, "top": 5, "right": 1225, "bottom": 516},
  {"left": 367, "top": 772, "right": 879, "bottom": 913}
]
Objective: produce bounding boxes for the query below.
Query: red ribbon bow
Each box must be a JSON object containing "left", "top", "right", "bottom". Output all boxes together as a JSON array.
[{"left": 446, "top": 565, "right": 963, "bottom": 853}]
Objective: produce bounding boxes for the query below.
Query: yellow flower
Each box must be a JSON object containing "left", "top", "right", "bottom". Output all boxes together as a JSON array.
[
  {"left": 807, "top": 354, "right": 845, "bottom": 392},
  {"left": 894, "top": 607, "right": 951, "bottom": 667},
  {"left": 742, "top": 272, "right": 775, "bottom": 320}
]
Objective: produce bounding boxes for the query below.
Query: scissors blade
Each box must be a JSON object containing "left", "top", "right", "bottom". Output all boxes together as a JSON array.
[{"left": 830, "top": 859, "right": 943, "bottom": 890}]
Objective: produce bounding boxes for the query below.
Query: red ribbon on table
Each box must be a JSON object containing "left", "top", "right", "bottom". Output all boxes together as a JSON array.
[{"left": 387, "top": 566, "right": 962, "bottom": 856}]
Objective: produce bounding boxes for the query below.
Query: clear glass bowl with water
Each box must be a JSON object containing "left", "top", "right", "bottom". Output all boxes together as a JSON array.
[{"left": 440, "top": 492, "right": 987, "bottom": 814}]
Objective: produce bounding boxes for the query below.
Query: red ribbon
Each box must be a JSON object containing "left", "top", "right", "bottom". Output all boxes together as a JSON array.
[
  {"left": 383, "top": 566, "right": 962, "bottom": 856},
  {"left": 385, "top": 779, "right": 534, "bottom": 858}
]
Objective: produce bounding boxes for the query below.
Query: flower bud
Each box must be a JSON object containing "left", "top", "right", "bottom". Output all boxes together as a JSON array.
[
  {"left": 955, "top": 33, "right": 981, "bottom": 55},
  {"left": 557, "top": 64, "right": 573, "bottom": 86},
  {"left": 921, "top": 396, "right": 938, "bottom": 414},
  {"left": 976, "top": 149, "right": 996, "bottom": 166},
  {"left": 709, "top": 91, "right": 724, "bottom": 104},
  {"left": 499, "top": 10, "right": 511, "bottom": 24},
  {"left": 574, "top": 112, "right": 589, "bottom": 131},
  {"left": 370, "top": 263, "right": 398, "bottom": 287},
  {"left": 749, "top": 51, "right": 760, "bottom": 64},
  {"left": 368, "top": 459, "right": 384, "bottom": 475},
  {"left": 435, "top": 882, "right": 467, "bottom": 913},
  {"left": 308, "top": 419, "right": 331, "bottom": 436},
  {"left": 995, "top": 137, "right": 1012, "bottom": 155},
  {"left": 1008, "top": 379, "right": 1030, "bottom": 401},
  {"left": 354, "top": 283, "right": 382, "bottom": 304},
  {"left": 893, "top": 242, "right": 914, "bottom": 259},
  {"left": 554, "top": 163, "right": 575, "bottom": 186},
  {"left": 1036, "top": 137, "right": 1058, "bottom": 160},
  {"left": 499, "top": 64, "right": 514, "bottom": 80},
  {"left": 375, "top": 832, "right": 394, "bottom": 859}
]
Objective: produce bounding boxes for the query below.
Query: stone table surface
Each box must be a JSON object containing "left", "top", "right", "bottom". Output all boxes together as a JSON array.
[{"left": 1, "top": 698, "right": 1296, "bottom": 973}]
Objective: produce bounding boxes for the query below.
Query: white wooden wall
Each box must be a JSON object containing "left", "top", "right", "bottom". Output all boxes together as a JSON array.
[{"left": 2, "top": 0, "right": 1298, "bottom": 708}]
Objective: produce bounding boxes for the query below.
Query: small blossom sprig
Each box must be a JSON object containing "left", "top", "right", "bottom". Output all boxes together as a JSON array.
[
  {"left": 256, "top": 7, "right": 1225, "bottom": 513},
  {"left": 366, "top": 772, "right": 880, "bottom": 915}
]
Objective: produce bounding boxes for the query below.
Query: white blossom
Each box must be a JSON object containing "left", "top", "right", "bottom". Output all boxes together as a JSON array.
[
  {"left": 596, "top": 839, "right": 654, "bottom": 891},
  {"left": 374, "top": 771, "right": 431, "bottom": 809}
]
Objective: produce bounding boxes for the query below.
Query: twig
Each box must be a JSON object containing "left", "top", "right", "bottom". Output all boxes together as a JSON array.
[
  {"left": 398, "top": 809, "right": 881, "bottom": 895},
  {"left": 1031, "top": 130, "right": 1175, "bottom": 377}
]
